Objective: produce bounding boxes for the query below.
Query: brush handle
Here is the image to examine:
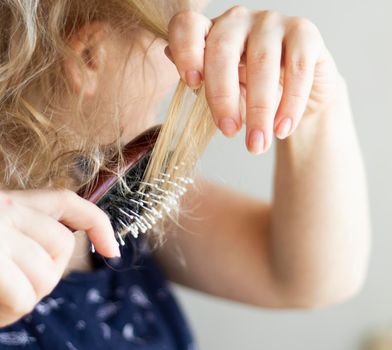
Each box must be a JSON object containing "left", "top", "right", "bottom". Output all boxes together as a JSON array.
[{"left": 77, "top": 124, "right": 162, "bottom": 203}]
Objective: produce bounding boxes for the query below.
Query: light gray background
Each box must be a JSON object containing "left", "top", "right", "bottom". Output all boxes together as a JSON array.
[{"left": 163, "top": 0, "right": 392, "bottom": 349}]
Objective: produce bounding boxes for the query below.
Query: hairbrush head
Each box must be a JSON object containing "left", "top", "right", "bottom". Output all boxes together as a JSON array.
[{"left": 77, "top": 124, "right": 194, "bottom": 249}]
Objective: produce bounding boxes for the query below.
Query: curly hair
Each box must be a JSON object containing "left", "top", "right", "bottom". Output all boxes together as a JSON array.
[{"left": 0, "top": 0, "right": 216, "bottom": 197}]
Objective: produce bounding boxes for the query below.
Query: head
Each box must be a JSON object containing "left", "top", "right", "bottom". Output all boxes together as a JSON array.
[
  {"left": 0, "top": 0, "right": 216, "bottom": 223},
  {"left": 62, "top": 0, "right": 210, "bottom": 145},
  {"left": 64, "top": 24, "right": 174, "bottom": 143}
]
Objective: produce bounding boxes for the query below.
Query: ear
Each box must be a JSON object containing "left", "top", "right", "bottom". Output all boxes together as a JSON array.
[{"left": 64, "top": 21, "right": 110, "bottom": 98}]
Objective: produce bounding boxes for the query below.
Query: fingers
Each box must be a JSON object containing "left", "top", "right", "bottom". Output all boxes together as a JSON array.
[
  {"left": 7, "top": 230, "right": 61, "bottom": 300},
  {"left": 0, "top": 226, "right": 67, "bottom": 326},
  {"left": 203, "top": 6, "right": 251, "bottom": 136},
  {"left": 10, "top": 204, "right": 75, "bottom": 268},
  {"left": 0, "top": 200, "right": 79, "bottom": 326},
  {"left": 167, "top": 7, "right": 251, "bottom": 137},
  {"left": 167, "top": 8, "right": 328, "bottom": 154},
  {"left": 245, "top": 12, "right": 284, "bottom": 154},
  {"left": 167, "top": 10, "right": 212, "bottom": 89},
  {"left": 273, "top": 18, "right": 321, "bottom": 140},
  {"left": 0, "top": 255, "right": 36, "bottom": 326},
  {"left": 2, "top": 189, "right": 120, "bottom": 258}
]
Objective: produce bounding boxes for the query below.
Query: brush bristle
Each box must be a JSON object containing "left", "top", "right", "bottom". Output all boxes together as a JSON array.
[{"left": 95, "top": 152, "right": 194, "bottom": 247}]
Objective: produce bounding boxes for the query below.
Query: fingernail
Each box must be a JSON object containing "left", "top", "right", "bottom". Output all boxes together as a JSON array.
[
  {"left": 248, "top": 129, "right": 265, "bottom": 155},
  {"left": 275, "top": 118, "right": 293, "bottom": 139},
  {"left": 219, "top": 118, "right": 238, "bottom": 137},
  {"left": 185, "top": 70, "right": 202, "bottom": 89},
  {"left": 112, "top": 243, "right": 121, "bottom": 258}
]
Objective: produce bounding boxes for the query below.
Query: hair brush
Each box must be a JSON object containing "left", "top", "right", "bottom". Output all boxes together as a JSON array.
[{"left": 76, "top": 124, "right": 194, "bottom": 252}]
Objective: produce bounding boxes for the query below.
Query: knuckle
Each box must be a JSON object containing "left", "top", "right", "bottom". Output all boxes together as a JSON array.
[
  {"left": 207, "top": 93, "right": 235, "bottom": 113},
  {"left": 206, "top": 35, "right": 236, "bottom": 55},
  {"left": 286, "top": 91, "right": 308, "bottom": 104},
  {"left": 226, "top": 5, "right": 249, "bottom": 17},
  {"left": 287, "top": 57, "right": 312, "bottom": 76},
  {"left": 175, "top": 47, "right": 203, "bottom": 61},
  {"left": 247, "top": 103, "right": 273, "bottom": 117},
  {"left": 247, "top": 51, "right": 275, "bottom": 67},
  {"left": 261, "top": 10, "right": 281, "bottom": 20},
  {"left": 169, "top": 9, "right": 199, "bottom": 28},
  {"left": 253, "top": 10, "right": 281, "bottom": 25},
  {"left": 59, "top": 188, "right": 78, "bottom": 206},
  {"left": 289, "top": 16, "right": 318, "bottom": 33},
  {"left": 208, "top": 93, "right": 232, "bottom": 104}
]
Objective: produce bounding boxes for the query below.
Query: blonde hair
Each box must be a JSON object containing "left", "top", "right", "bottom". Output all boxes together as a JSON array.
[{"left": 0, "top": 0, "right": 216, "bottom": 238}]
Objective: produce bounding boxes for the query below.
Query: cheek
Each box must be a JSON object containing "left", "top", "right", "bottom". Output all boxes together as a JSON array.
[
  {"left": 110, "top": 35, "right": 180, "bottom": 144},
  {"left": 118, "top": 90, "right": 158, "bottom": 144},
  {"left": 119, "top": 111, "right": 155, "bottom": 144},
  {"left": 117, "top": 66, "right": 177, "bottom": 143}
]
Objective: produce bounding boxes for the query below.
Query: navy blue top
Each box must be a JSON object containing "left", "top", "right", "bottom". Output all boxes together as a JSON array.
[{"left": 0, "top": 237, "right": 197, "bottom": 350}]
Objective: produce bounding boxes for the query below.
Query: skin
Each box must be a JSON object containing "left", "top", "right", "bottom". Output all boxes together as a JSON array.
[{"left": 0, "top": 3, "right": 370, "bottom": 326}]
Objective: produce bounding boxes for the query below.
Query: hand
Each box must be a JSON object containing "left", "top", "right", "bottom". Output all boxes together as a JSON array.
[
  {"left": 0, "top": 189, "right": 120, "bottom": 326},
  {"left": 165, "top": 6, "right": 341, "bottom": 154}
]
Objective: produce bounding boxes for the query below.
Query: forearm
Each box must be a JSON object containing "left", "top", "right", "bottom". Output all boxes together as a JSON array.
[{"left": 269, "top": 78, "right": 371, "bottom": 307}]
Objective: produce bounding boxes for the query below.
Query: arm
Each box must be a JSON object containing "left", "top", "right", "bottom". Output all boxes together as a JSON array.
[{"left": 151, "top": 77, "right": 370, "bottom": 309}]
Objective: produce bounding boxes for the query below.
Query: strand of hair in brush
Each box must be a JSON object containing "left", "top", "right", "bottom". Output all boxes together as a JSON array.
[
  {"left": 116, "top": 173, "right": 194, "bottom": 239},
  {"left": 90, "top": 161, "right": 195, "bottom": 254}
]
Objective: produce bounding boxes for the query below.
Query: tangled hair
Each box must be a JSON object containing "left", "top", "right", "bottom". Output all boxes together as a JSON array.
[{"left": 0, "top": 0, "right": 217, "bottom": 236}]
